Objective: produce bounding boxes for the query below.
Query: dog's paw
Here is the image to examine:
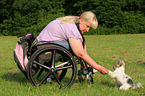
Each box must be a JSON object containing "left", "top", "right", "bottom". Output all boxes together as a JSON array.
[
  {"left": 108, "top": 70, "right": 113, "bottom": 76},
  {"left": 108, "top": 70, "right": 112, "bottom": 74},
  {"left": 119, "top": 85, "right": 131, "bottom": 90}
]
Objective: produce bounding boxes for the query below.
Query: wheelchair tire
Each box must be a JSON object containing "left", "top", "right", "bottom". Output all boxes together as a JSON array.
[{"left": 27, "top": 44, "right": 77, "bottom": 89}]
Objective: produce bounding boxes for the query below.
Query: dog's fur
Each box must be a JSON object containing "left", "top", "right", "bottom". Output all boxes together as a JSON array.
[{"left": 108, "top": 60, "right": 144, "bottom": 90}]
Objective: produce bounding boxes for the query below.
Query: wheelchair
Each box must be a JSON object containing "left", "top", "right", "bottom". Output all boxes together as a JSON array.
[{"left": 14, "top": 33, "right": 94, "bottom": 89}]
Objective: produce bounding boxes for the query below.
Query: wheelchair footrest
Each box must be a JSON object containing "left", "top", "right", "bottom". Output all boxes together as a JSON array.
[{"left": 78, "top": 67, "right": 94, "bottom": 85}]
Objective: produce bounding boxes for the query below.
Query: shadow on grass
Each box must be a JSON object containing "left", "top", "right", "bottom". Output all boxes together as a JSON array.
[
  {"left": 74, "top": 77, "right": 115, "bottom": 88},
  {"left": 137, "top": 61, "right": 145, "bottom": 65},
  {"left": 1, "top": 71, "right": 78, "bottom": 88},
  {"left": 1, "top": 72, "right": 28, "bottom": 84},
  {"left": 100, "top": 80, "right": 115, "bottom": 88}
]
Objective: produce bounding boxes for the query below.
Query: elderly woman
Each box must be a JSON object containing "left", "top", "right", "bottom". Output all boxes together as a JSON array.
[{"left": 37, "top": 11, "right": 108, "bottom": 74}]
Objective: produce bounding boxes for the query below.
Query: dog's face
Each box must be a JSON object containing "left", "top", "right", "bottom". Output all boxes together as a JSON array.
[{"left": 113, "top": 60, "right": 125, "bottom": 70}]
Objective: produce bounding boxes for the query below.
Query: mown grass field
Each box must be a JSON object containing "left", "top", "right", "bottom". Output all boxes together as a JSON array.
[{"left": 0, "top": 34, "right": 145, "bottom": 96}]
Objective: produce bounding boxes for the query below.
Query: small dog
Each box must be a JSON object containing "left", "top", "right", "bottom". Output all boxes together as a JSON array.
[{"left": 108, "top": 60, "right": 144, "bottom": 90}]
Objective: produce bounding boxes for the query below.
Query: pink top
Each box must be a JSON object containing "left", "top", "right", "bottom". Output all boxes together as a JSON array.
[{"left": 37, "top": 19, "right": 83, "bottom": 42}]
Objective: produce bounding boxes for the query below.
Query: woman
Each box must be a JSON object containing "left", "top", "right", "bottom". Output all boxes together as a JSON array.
[{"left": 37, "top": 11, "right": 108, "bottom": 74}]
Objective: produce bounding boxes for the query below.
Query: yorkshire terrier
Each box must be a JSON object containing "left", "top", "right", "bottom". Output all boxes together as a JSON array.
[{"left": 108, "top": 60, "right": 144, "bottom": 90}]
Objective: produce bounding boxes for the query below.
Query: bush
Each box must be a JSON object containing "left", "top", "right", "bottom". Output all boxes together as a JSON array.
[{"left": 0, "top": 0, "right": 145, "bottom": 35}]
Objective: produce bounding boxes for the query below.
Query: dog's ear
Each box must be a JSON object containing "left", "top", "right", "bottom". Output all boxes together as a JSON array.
[
  {"left": 122, "top": 61, "right": 125, "bottom": 67},
  {"left": 117, "top": 59, "right": 120, "bottom": 64},
  {"left": 115, "top": 59, "right": 121, "bottom": 67},
  {"left": 117, "top": 59, "right": 120, "bottom": 62}
]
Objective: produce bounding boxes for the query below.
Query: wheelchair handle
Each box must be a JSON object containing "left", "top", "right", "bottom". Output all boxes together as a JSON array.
[
  {"left": 17, "top": 33, "right": 32, "bottom": 38},
  {"left": 17, "top": 34, "right": 26, "bottom": 38},
  {"left": 18, "top": 33, "right": 33, "bottom": 41}
]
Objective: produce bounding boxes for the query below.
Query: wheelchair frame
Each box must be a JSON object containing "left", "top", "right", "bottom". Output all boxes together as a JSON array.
[{"left": 14, "top": 33, "right": 94, "bottom": 89}]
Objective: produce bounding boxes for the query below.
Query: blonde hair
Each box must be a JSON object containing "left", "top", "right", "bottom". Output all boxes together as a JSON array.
[
  {"left": 57, "top": 16, "right": 79, "bottom": 24},
  {"left": 57, "top": 11, "right": 98, "bottom": 29}
]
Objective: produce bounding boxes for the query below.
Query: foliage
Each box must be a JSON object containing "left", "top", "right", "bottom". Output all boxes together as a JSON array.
[
  {"left": 70, "top": 0, "right": 145, "bottom": 35},
  {"left": 0, "top": 0, "right": 145, "bottom": 35},
  {"left": 0, "top": 0, "right": 65, "bottom": 35}
]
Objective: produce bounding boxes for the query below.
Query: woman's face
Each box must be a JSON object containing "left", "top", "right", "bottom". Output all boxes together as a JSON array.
[{"left": 79, "top": 18, "right": 92, "bottom": 34}]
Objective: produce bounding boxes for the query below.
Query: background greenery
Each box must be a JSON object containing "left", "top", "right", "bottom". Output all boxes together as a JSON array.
[
  {"left": 0, "top": 0, "right": 145, "bottom": 36},
  {"left": 0, "top": 34, "right": 145, "bottom": 96}
]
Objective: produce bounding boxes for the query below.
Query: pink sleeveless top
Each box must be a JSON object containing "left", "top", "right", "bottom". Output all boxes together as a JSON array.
[{"left": 37, "top": 19, "right": 83, "bottom": 42}]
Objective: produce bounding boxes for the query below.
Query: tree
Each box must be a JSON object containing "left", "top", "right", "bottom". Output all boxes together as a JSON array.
[
  {"left": 0, "top": 0, "right": 65, "bottom": 35},
  {"left": 0, "top": 0, "right": 145, "bottom": 35}
]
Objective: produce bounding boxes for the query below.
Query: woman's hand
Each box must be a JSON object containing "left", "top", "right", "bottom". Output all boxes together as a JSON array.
[{"left": 99, "top": 66, "right": 108, "bottom": 74}]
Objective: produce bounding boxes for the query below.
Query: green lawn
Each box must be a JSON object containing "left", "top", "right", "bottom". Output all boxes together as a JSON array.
[{"left": 0, "top": 34, "right": 145, "bottom": 96}]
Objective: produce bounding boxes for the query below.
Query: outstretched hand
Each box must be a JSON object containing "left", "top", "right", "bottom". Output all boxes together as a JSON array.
[{"left": 99, "top": 66, "right": 109, "bottom": 74}]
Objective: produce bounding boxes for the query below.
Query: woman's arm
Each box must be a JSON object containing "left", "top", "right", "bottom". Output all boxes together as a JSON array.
[{"left": 69, "top": 37, "right": 108, "bottom": 74}]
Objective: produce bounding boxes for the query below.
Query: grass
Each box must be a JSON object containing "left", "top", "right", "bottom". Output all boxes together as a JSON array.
[{"left": 0, "top": 34, "right": 145, "bottom": 96}]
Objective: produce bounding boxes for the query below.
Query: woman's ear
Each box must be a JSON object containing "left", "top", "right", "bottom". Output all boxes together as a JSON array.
[
  {"left": 79, "top": 18, "right": 84, "bottom": 24},
  {"left": 122, "top": 61, "right": 125, "bottom": 67}
]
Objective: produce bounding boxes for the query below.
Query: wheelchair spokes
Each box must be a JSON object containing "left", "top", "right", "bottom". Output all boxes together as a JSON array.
[
  {"left": 33, "top": 60, "right": 50, "bottom": 70},
  {"left": 37, "top": 71, "right": 51, "bottom": 85},
  {"left": 27, "top": 45, "right": 77, "bottom": 89},
  {"left": 51, "top": 50, "right": 56, "bottom": 68}
]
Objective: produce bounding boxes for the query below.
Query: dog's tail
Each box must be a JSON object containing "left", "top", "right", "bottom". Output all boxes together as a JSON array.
[{"left": 132, "top": 83, "right": 144, "bottom": 89}]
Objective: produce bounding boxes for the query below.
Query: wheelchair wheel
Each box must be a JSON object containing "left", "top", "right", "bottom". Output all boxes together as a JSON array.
[{"left": 27, "top": 44, "right": 77, "bottom": 89}]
